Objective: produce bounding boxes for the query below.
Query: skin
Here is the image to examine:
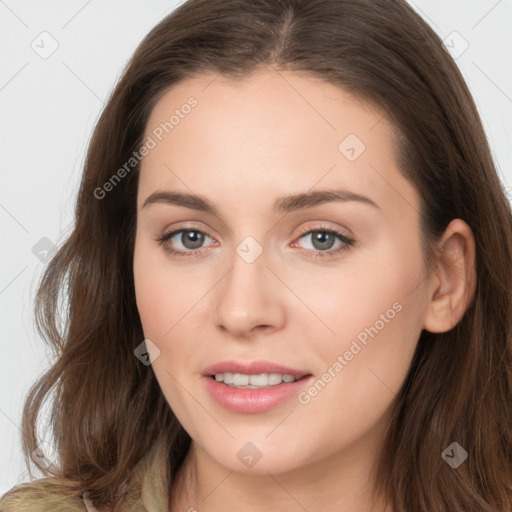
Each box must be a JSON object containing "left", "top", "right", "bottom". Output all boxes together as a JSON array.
[{"left": 132, "top": 67, "right": 476, "bottom": 511}]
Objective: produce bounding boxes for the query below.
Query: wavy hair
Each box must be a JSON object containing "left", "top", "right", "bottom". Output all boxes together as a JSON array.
[{"left": 1, "top": 0, "right": 511, "bottom": 510}]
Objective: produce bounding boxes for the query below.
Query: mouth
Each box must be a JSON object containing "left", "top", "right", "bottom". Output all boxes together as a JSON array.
[
  {"left": 202, "top": 363, "right": 315, "bottom": 413},
  {"left": 202, "top": 359, "right": 313, "bottom": 391}
]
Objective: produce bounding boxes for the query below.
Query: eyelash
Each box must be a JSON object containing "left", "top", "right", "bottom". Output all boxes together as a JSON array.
[{"left": 155, "top": 224, "right": 355, "bottom": 260}]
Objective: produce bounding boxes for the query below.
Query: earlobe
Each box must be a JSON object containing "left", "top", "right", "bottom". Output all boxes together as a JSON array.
[{"left": 422, "top": 219, "right": 476, "bottom": 334}]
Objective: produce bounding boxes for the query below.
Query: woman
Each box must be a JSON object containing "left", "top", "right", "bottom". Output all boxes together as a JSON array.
[{"left": 1, "top": 0, "right": 511, "bottom": 510}]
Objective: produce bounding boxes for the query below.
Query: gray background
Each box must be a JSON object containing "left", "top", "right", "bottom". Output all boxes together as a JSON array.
[{"left": 1, "top": 0, "right": 511, "bottom": 495}]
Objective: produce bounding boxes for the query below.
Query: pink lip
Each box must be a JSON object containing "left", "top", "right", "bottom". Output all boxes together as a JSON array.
[
  {"left": 202, "top": 359, "right": 313, "bottom": 414},
  {"left": 202, "top": 359, "right": 310, "bottom": 378}
]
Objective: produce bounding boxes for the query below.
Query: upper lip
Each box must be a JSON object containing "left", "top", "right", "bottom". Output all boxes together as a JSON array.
[{"left": 202, "top": 360, "right": 311, "bottom": 378}]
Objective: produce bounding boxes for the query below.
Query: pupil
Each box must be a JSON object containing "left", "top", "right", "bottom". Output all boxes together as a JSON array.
[
  {"left": 183, "top": 230, "right": 204, "bottom": 249},
  {"left": 313, "top": 231, "right": 334, "bottom": 250}
]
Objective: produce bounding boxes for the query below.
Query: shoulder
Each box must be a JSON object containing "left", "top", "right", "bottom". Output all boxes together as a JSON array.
[{"left": 0, "top": 477, "right": 87, "bottom": 512}]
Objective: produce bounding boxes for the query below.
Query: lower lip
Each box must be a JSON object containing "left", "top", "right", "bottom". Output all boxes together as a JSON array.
[{"left": 203, "top": 375, "right": 314, "bottom": 413}]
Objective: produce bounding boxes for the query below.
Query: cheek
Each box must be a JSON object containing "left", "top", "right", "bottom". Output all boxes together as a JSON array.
[
  {"left": 133, "top": 242, "right": 200, "bottom": 409},
  {"left": 133, "top": 236, "right": 212, "bottom": 359},
  {"left": 289, "top": 251, "right": 417, "bottom": 349},
  {"left": 296, "top": 239, "right": 423, "bottom": 382},
  {"left": 133, "top": 236, "right": 178, "bottom": 338},
  {"left": 290, "top": 221, "right": 420, "bottom": 336},
  {"left": 294, "top": 293, "right": 420, "bottom": 450}
]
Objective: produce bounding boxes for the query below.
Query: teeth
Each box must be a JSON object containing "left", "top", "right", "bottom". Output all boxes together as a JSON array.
[
  {"left": 213, "top": 372, "right": 301, "bottom": 388},
  {"left": 233, "top": 374, "right": 249, "bottom": 386},
  {"left": 250, "top": 374, "right": 270, "bottom": 386},
  {"left": 268, "top": 373, "right": 283, "bottom": 385}
]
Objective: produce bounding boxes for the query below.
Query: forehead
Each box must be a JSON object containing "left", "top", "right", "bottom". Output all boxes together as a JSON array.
[{"left": 138, "top": 68, "right": 419, "bottom": 217}]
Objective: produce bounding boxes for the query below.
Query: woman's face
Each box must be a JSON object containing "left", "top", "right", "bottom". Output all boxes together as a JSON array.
[{"left": 133, "top": 68, "right": 431, "bottom": 475}]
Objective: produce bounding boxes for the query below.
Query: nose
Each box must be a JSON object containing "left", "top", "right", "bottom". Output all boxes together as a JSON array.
[{"left": 214, "top": 244, "right": 286, "bottom": 338}]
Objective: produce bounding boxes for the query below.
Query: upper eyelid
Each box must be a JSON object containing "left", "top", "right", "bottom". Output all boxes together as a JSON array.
[{"left": 160, "top": 218, "right": 350, "bottom": 235}]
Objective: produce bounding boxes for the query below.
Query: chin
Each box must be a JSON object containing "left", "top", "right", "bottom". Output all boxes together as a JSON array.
[{"left": 207, "top": 444, "right": 305, "bottom": 476}]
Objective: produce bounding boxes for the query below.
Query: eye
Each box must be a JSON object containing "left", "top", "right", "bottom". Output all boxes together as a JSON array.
[
  {"left": 155, "top": 224, "right": 355, "bottom": 260},
  {"left": 292, "top": 225, "right": 355, "bottom": 259},
  {"left": 156, "top": 228, "right": 216, "bottom": 258}
]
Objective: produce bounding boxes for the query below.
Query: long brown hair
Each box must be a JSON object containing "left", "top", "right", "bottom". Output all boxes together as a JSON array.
[{"left": 1, "top": 0, "right": 511, "bottom": 510}]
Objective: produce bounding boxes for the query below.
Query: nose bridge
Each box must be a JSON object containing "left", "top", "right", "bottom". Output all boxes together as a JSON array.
[{"left": 213, "top": 233, "right": 284, "bottom": 336}]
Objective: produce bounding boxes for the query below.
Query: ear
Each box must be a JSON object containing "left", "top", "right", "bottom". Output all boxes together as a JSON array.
[{"left": 422, "top": 218, "right": 477, "bottom": 333}]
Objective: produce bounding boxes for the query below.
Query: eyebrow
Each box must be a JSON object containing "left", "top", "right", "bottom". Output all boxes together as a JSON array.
[{"left": 141, "top": 188, "right": 380, "bottom": 215}]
